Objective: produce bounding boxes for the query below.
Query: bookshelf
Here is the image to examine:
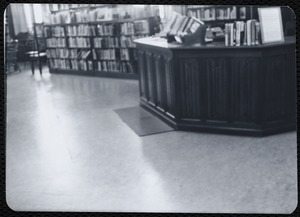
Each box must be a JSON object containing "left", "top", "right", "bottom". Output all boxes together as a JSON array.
[
  {"left": 43, "top": 4, "right": 159, "bottom": 79},
  {"left": 186, "top": 5, "right": 254, "bottom": 23},
  {"left": 186, "top": 5, "right": 255, "bottom": 43},
  {"left": 5, "top": 22, "right": 20, "bottom": 73}
]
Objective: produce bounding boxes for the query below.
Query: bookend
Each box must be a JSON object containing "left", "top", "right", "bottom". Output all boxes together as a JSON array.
[
  {"left": 167, "top": 24, "right": 207, "bottom": 45},
  {"left": 166, "top": 34, "right": 176, "bottom": 43},
  {"left": 181, "top": 24, "right": 207, "bottom": 45}
]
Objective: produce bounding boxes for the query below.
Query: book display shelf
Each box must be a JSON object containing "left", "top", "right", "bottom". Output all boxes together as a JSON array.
[
  {"left": 43, "top": 4, "right": 159, "bottom": 79},
  {"left": 186, "top": 5, "right": 256, "bottom": 44}
]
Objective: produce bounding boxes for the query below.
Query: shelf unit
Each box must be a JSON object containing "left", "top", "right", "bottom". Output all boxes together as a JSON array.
[
  {"left": 44, "top": 4, "right": 159, "bottom": 79},
  {"left": 186, "top": 5, "right": 254, "bottom": 22},
  {"left": 186, "top": 5, "right": 255, "bottom": 42},
  {"left": 49, "top": 4, "right": 107, "bottom": 13}
]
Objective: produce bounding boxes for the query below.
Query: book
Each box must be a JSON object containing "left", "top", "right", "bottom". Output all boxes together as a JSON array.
[
  {"left": 240, "top": 22, "right": 245, "bottom": 45},
  {"left": 235, "top": 21, "right": 241, "bottom": 46},
  {"left": 224, "top": 20, "right": 261, "bottom": 47},
  {"left": 224, "top": 24, "right": 229, "bottom": 46},
  {"left": 255, "top": 21, "right": 260, "bottom": 45},
  {"left": 171, "top": 15, "right": 186, "bottom": 35},
  {"left": 240, "top": 7, "right": 246, "bottom": 19},
  {"left": 168, "top": 13, "right": 183, "bottom": 35},
  {"left": 183, "top": 17, "right": 204, "bottom": 35},
  {"left": 251, "top": 20, "right": 256, "bottom": 45},
  {"left": 161, "top": 12, "right": 177, "bottom": 34},
  {"left": 177, "top": 17, "right": 190, "bottom": 36},
  {"left": 246, "top": 20, "right": 252, "bottom": 46},
  {"left": 176, "top": 16, "right": 189, "bottom": 35}
]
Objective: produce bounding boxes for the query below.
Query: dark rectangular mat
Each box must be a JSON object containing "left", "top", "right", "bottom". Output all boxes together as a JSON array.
[{"left": 114, "top": 106, "right": 175, "bottom": 136}]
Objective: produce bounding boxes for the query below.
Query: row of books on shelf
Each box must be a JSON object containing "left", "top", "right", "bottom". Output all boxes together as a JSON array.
[
  {"left": 49, "top": 59, "right": 93, "bottom": 71},
  {"left": 188, "top": 6, "right": 239, "bottom": 21},
  {"left": 46, "top": 37, "right": 92, "bottom": 48},
  {"left": 90, "top": 21, "right": 150, "bottom": 36},
  {"left": 77, "top": 50, "right": 91, "bottom": 59},
  {"left": 68, "top": 37, "right": 91, "bottom": 48},
  {"left": 44, "top": 21, "right": 151, "bottom": 37},
  {"left": 46, "top": 8, "right": 133, "bottom": 24},
  {"left": 44, "top": 26, "right": 65, "bottom": 37},
  {"left": 47, "top": 48, "right": 90, "bottom": 59},
  {"left": 46, "top": 48, "right": 70, "bottom": 59},
  {"left": 46, "top": 4, "right": 158, "bottom": 23},
  {"left": 94, "top": 37, "right": 118, "bottom": 48},
  {"left": 93, "top": 35, "right": 146, "bottom": 48},
  {"left": 48, "top": 58, "right": 136, "bottom": 74},
  {"left": 91, "top": 24, "right": 114, "bottom": 36},
  {"left": 66, "top": 25, "right": 91, "bottom": 36},
  {"left": 46, "top": 11, "right": 88, "bottom": 24},
  {"left": 46, "top": 38, "right": 67, "bottom": 47},
  {"left": 120, "top": 22, "right": 135, "bottom": 35},
  {"left": 74, "top": 60, "right": 93, "bottom": 71},
  {"left": 163, "top": 12, "right": 204, "bottom": 38},
  {"left": 92, "top": 48, "right": 134, "bottom": 61},
  {"left": 49, "top": 4, "right": 89, "bottom": 12},
  {"left": 45, "top": 24, "right": 113, "bottom": 37},
  {"left": 95, "top": 61, "right": 135, "bottom": 74},
  {"left": 224, "top": 20, "right": 261, "bottom": 46},
  {"left": 47, "top": 49, "right": 91, "bottom": 60},
  {"left": 93, "top": 49, "right": 116, "bottom": 60}
]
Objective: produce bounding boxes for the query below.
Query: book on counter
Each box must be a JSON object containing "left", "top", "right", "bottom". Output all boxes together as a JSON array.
[
  {"left": 175, "top": 17, "right": 204, "bottom": 43},
  {"left": 224, "top": 19, "right": 261, "bottom": 46},
  {"left": 161, "top": 11, "right": 204, "bottom": 43}
]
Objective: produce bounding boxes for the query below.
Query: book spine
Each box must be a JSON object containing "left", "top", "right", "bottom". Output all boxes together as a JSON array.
[
  {"left": 230, "top": 23, "right": 234, "bottom": 46},
  {"left": 225, "top": 24, "right": 229, "bottom": 46},
  {"left": 246, "top": 20, "right": 252, "bottom": 46},
  {"left": 240, "top": 21, "right": 245, "bottom": 45},
  {"left": 251, "top": 20, "right": 255, "bottom": 45},
  {"left": 236, "top": 22, "right": 240, "bottom": 46},
  {"left": 255, "top": 21, "right": 260, "bottom": 45}
]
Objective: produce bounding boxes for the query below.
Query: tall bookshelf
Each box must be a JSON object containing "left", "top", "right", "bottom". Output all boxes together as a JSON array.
[{"left": 43, "top": 4, "right": 159, "bottom": 79}]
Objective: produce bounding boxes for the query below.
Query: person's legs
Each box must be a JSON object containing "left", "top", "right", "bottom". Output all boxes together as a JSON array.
[{"left": 30, "top": 58, "right": 35, "bottom": 74}]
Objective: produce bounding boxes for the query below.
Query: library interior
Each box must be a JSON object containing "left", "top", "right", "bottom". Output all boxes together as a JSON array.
[{"left": 5, "top": 4, "right": 297, "bottom": 214}]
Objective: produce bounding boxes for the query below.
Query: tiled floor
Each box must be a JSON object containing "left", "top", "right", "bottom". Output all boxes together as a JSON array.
[{"left": 6, "top": 65, "right": 297, "bottom": 213}]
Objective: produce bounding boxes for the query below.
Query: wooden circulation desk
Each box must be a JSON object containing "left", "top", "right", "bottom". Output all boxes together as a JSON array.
[{"left": 134, "top": 37, "right": 296, "bottom": 136}]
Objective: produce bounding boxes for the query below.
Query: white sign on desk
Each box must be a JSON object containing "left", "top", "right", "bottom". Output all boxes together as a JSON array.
[{"left": 258, "top": 7, "right": 284, "bottom": 44}]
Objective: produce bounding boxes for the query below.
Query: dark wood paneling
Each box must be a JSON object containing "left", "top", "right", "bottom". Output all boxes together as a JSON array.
[
  {"left": 146, "top": 52, "right": 157, "bottom": 106},
  {"left": 164, "top": 56, "right": 175, "bottom": 117},
  {"left": 205, "top": 58, "right": 228, "bottom": 121},
  {"left": 231, "top": 57, "right": 259, "bottom": 123},
  {"left": 179, "top": 58, "right": 201, "bottom": 120},
  {"left": 154, "top": 54, "right": 167, "bottom": 112},
  {"left": 135, "top": 38, "right": 296, "bottom": 136},
  {"left": 262, "top": 54, "right": 293, "bottom": 123},
  {"left": 138, "top": 50, "right": 148, "bottom": 101}
]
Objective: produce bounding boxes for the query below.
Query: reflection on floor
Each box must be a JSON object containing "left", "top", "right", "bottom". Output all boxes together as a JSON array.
[{"left": 6, "top": 64, "right": 297, "bottom": 213}]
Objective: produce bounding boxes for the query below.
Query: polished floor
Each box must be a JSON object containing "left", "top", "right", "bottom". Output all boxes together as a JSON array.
[{"left": 6, "top": 65, "right": 297, "bottom": 213}]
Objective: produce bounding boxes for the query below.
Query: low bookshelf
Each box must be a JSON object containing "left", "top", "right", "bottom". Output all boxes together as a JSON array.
[{"left": 186, "top": 5, "right": 256, "bottom": 42}]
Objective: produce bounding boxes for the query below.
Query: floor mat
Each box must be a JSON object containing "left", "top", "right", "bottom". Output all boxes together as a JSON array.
[{"left": 114, "top": 106, "right": 175, "bottom": 136}]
